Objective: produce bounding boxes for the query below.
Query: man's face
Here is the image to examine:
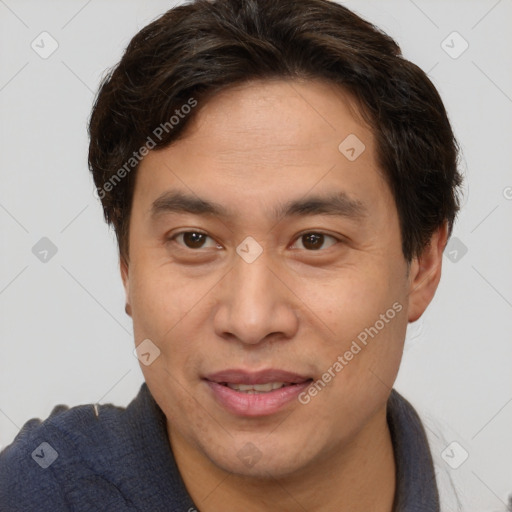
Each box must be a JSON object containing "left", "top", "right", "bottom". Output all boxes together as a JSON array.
[{"left": 122, "top": 79, "right": 414, "bottom": 477}]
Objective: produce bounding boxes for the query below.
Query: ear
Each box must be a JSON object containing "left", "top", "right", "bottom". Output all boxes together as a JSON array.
[
  {"left": 407, "top": 222, "right": 449, "bottom": 322},
  {"left": 120, "top": 255, "right": 132, "bottom": 317}
]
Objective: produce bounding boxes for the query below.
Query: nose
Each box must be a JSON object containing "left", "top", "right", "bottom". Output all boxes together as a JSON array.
[{"left": 213, "top": 249, "right": 299, "bottom": 346}]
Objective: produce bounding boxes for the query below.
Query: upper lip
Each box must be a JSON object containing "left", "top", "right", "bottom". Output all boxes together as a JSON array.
[{"left": 204, "top": 369, "right": 312, "bottom": 385}]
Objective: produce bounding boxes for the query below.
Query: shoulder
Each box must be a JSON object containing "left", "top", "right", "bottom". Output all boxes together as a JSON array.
[
  {"left": 0, "top": 383, "right": 196, "bottom": 512},
  {"left": 0, "top": 396, "right": 134, "bottom": 511}
]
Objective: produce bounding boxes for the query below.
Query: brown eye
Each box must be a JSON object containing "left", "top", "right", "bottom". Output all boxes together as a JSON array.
[
  {"left": 171, "top": 231, "right": 219, "bottom": 250},
  {"left": 292, "top": 232, "right": 338, "bottom": 251},
  {"left": 182, "top": 232, "right": 207, "bottom": 248}
]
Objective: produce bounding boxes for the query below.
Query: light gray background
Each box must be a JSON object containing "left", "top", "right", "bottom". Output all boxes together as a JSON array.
[{"left": 0, "top": 0, "right": 511, "bottom": 510}]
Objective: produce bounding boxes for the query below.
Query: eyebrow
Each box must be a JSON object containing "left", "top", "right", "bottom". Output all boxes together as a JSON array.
[{"left": 150, "top": 190, "right": 367, "bottom": 222}]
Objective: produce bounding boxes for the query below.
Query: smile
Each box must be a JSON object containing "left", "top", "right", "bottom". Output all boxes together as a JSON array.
[
  {"left": 224, "top": 382, "right": 291, "bottom": 393},
  {"left": 204, "top": 369, "right": 313, "bottom": 416}
]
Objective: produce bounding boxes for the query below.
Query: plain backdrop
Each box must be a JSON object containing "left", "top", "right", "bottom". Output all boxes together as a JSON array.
[{"left": 1, "top": 0, "right": 511, "bottom": 510}]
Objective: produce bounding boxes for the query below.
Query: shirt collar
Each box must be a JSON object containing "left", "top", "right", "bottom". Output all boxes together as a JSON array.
[{"left": 387, "top": 389, "right": 440, "bottom": 511}]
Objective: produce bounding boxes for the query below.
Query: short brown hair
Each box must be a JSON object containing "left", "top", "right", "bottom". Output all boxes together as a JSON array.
[{"left": 88, "top": 0, "right": 462, "bottom": 264}]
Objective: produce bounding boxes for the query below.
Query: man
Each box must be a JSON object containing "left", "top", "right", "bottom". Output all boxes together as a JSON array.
[{"left": 0, "top": 0, "right": 463, "bottom": 510}]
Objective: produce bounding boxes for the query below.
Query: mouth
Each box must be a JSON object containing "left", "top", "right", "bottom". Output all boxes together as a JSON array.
[
  {"left": 222, "top": 382, "right": 302, "bottom": 393},
  {"left": 203, "top": 369, "right": 313, "bottom": 416}
]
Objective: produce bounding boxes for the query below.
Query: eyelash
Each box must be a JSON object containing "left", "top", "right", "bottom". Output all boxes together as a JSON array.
[{"left": 167, "top": 230, "right": 341, "bottom": 252}]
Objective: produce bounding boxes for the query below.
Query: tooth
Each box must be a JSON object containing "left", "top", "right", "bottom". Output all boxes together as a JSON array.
[
  {"left": 226, "top": 382, "right": 288, "bottom": 393},
  {"left": 255, "top": 383, "right": 274, "bottom": 392},
  {"left": 241, "top": 383, "right": 262, "bottom": 392}
]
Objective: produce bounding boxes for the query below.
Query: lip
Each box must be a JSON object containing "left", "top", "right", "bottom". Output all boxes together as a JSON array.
[
  {"left": 204, "top": 368, "right": 312, "bottom": 417},
  {"left": 205, "top": 368, "right": 311, "bottom": 385}
]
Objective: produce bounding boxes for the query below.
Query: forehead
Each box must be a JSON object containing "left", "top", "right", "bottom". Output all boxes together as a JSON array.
[
  {"left": 134, "top": 78, "right": 390, "bottom": 224},
  {"left": 180, "top": 78, "right": 372, "bottom": 158}
]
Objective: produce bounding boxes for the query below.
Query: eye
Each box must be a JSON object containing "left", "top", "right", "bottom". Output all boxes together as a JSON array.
[
  {"left": 169, "top": 231, "right": 222, "bottom": 250},
  {"left": 290, "top": 232, "right": 339, "bottom": 251},
  {"left": 168, "top": 230, "right": 340, "bottom": 252}
]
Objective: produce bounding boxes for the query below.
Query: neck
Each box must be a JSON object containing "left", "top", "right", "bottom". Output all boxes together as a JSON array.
[{"left": 168, "top": 404, "right": 396, "bottom": 512}]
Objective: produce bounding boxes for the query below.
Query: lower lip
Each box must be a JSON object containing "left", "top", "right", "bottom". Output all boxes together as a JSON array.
[{"left": 205, "top": 380, "right": 312, "bottom": 417}]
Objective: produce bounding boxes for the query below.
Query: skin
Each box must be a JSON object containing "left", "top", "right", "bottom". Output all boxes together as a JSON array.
[{"left": 121, "top": 78, "right": 447, "bottom": 511}]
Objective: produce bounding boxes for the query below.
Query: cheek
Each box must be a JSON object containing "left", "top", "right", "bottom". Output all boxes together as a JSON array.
[
  {"left": 129, "top": 262, "right": 200, "bottom": 339},
  {"left": 128, "top": 262, "right": 223, "bottom": 380},
  {"left": 130, "top": 271, "right": 176, "bottom": 342},
  {"left": 306, "top": 267, "right": 404, "bottom": 335},
  {"left": 306, "top": 264, "right": 408, "bottom": 389}
]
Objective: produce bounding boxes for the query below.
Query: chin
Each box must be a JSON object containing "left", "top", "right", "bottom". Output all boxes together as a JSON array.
[
  {"left": 200, "top": 431, "right": 325, "bottom": 480},
  {"left": 212, "top": 453, "right": 308, "bottom": 480}
]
